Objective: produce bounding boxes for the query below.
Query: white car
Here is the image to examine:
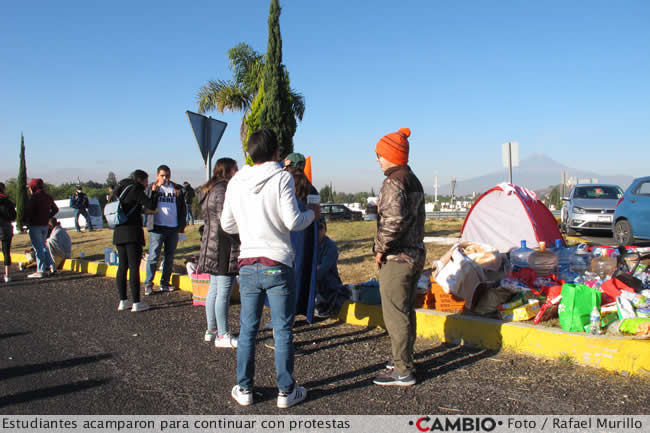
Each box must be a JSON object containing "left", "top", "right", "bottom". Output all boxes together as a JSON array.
[
  {"left": 13, "top": 197, "right": 104, "bottom": 234},
  {"left": 561, "top": 184, "right": 623, "bottom": 235}
]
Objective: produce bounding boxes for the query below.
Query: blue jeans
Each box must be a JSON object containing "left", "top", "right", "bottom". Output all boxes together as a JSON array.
[
  {"left": 29, "top": 226, "right": 54, "bottom": 273},
  {"left": 237, "top": 263, "right": 296, "bottom": 393},
  {"left": 186, "top": 207, "right": 194, "bottom": 225},
  {"left": 206, "top": 274, "right": 235, "bottom": 336},
  {"left": 145, "top": 227, "right": 178, "bottom": 287},
  {"left": 74, "top": 209, "right": 93, "bottom": 231}
]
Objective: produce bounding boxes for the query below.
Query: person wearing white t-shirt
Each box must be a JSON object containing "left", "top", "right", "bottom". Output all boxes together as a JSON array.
[{"left": 143, "top": 165, "right": 187, "bottom": 295}]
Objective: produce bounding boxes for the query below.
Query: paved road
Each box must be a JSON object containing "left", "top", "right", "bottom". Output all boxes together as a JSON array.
[{"left": 1, "top": 267, "right": 647, "bottom": 415}]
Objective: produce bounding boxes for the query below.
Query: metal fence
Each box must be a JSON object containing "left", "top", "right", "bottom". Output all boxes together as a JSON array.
[{"left": 426, "top": 210, "right": 561, "bottom": 220}]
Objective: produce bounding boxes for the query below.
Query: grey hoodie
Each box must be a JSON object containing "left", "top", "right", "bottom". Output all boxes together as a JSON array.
[{"left": 221, "top": 161, "right": 315, "bottom": 266}]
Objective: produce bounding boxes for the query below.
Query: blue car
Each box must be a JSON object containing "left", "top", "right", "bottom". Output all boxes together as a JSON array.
[{"left": 613, "top": 176, "right": 650, "bottom": 245}]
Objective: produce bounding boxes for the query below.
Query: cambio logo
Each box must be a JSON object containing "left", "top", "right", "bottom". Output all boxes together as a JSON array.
[{"left": 411, "top": 416, "right": 498, "bottom": 432}]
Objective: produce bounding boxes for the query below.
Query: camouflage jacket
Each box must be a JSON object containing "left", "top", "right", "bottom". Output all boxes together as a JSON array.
[{"left": 374, "top": 165, "right": 426, "bottom": 270}]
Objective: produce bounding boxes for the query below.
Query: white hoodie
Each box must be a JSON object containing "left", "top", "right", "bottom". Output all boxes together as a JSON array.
[{"left": 220, "top": 161, "right": 315, "bottom": 266}]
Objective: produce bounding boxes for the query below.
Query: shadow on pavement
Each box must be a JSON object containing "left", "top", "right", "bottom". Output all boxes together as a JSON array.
[
  {"left": 0, "top": 332, "right": 30, "bottom": 341},
  {"left": 0, "top": 379, "right": 112, "bottom": 409},
  {"left": 0, "top": 354, "right": 113, "bottom": 380}
]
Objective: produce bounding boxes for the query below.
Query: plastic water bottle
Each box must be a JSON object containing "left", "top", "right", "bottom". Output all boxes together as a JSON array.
[
  {"left": 570, "top": 244, "right": 591, "bottom": 274},
  {"left": 528, "top": 241, "right": 559, "bottom": 277},
  {"left": 109, "top": 250, "right": 116, "bottom": 265},
  {"left": 589, "top": 306, "right": 601, "bottom": 335},
  {"left": 510, "top": 240, "right": 534, "bottom": 270},
  {"left": 104, "top": 247, "right": 113, "bottom": 265},
  {"left": 553, "top": 239, "right": 573, "bottom": 275}
]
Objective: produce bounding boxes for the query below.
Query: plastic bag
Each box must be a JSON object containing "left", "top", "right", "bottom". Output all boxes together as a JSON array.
[
  {"left": 558, "top": 284, "right": 601, "bottom": 332},
  {"left": 618, "top": 318, "right": 650, "bottom": 336}
]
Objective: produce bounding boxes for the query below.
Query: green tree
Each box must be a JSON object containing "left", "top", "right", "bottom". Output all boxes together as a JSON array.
[
  {"left": 319, "top": 184, "right": 332, "bottom": 203},
  {"left": 15, "top": 134, "right": 28, "bottom": 232},
  {"left": 548, "top": 184, "right": 562, "bottom": 210},
  {"left": 259, "top": 0, "right": 295, "bottom": 158},
  {"left": 106, "top": 172, "right": 117, "bottom": 187},
  {"left": 197, "top": 41, "right": 304, "bottom": 161}
]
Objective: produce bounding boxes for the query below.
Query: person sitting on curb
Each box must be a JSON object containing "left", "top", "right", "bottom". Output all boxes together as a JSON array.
[
  {"left": 314, "top": 217, "right": 349, "bottom": 318},
  {"left": 46, "top": 218, "right": 71, "bottom": 270}
]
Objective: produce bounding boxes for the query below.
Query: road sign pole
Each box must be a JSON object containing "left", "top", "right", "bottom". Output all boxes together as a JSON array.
[
  {"left": 204, "top": 117, "right": 210, "bottom": 181},
  {"left": 508, "top": 141, "right": 513, "bottom": 184}
]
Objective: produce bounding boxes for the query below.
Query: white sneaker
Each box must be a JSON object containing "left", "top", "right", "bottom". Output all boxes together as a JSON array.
[
  {"left": 4, "top": 275, "right": 10, "bottom": 283},
  {"left": 204, "top": 330, "right": 217, "bottom": 342},
  {"left": 27, "top": 272, "right": 44, "bottom": 279},
  {"left": 277, "top": 385, "right": 307, "bottom": 408},
  {"left": 144, "top": 285, "right": 153, "bottom": 296},
  {"left": 231, "top": 385, "right": 253, "bottom": 406},
  {"left": 117, "top": 300, "right": 133, "bottom": 311},
  {"left": 214, "top": 332, "right": 238, "bottom": 348},
  {"left": 131, "top": 302, "right": 150, "bottom": 312},
  {"left": 160, "top": 285, "right": 175, "bottom": 292}
]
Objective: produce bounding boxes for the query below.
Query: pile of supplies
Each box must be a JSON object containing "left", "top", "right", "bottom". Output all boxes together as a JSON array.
[{"left": 420, "top": 240, "right": 650, "bottom": 337}]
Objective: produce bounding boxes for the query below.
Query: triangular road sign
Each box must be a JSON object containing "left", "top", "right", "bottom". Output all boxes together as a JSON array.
[{"left": 186, "top": 111, "right": 227, "bottom": 164}]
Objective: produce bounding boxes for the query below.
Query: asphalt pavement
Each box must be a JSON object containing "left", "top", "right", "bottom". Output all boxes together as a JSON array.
[{"left": 1, "top": 267, "right": 648, "bottom": 415}]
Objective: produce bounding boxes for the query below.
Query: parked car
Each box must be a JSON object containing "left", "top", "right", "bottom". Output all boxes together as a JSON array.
[
  {"left": 613, "top": 176, "right": 650, "bottom": 245},
  {"left": 320, "top": 203, "right": 363, "bottom": 222},
  {"left": 12, "top": 197, "right": 104, "bottom": 234},
  {"left": 560, "top": 184, "right": 623, "bottom": 235}
]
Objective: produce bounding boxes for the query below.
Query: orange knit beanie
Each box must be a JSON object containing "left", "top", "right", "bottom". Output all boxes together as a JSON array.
[{"left": 375, "top": 127, "right": 410, "bottom": 165}]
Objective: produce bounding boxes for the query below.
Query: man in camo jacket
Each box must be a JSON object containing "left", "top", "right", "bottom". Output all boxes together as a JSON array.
[{"left": 372, "top": 127, "right": 426, "bottom": 387}]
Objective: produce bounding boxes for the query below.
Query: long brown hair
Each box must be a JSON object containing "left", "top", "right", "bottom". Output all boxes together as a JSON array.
[
  {"left": 201, "top": 158, "right": 237, "bottom": 194},
  {"left": 285, "top": 166, "right": 311, "bottom": 202}
]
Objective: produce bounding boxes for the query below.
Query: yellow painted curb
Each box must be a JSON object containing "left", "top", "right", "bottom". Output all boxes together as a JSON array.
[{"left": 337, "top": 301, "right": 650, "bottom": 376}]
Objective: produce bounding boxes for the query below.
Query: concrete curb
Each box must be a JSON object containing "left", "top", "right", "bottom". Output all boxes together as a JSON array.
[
  {"left": 336, "top": 302, "right": 650, "bottom": 376},
  {"left": 4, "top": 253, "right": 648, "bottom": 376}
]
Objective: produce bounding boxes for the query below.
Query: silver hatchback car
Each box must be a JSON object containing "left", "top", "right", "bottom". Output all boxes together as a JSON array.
[{"left": 561, "top": 184, "right": 623, "bottom": 235}]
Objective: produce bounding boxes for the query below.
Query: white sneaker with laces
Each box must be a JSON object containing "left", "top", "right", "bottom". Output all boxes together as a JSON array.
[
  {"left": 118, "top": 300, "right": 133, "bottom": 311},
  {"left": 214, "top": 332, "right": 238, "bottom": 348},
  {"left": 204, "top": 330, "right": 217, "bottom": 342},
  {"left": 231, "top": 385, "right": 253, "bottom": 406},
  {"left": 27, "top": 272, "right": 44, "bottom": 279},
  {"left": 131, "top": 302, "right": 150, "bottom": 312},
  {"left": 277, "top": 385, "right": 307, "bottom": 408}
]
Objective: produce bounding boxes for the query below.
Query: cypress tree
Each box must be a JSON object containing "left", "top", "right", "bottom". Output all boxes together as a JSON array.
[
  {"left": 15, "top": 133, "right": 28, "bottom": 232},
  {"left": 259, "top": 0, "right": 294, "bottom": 158}
]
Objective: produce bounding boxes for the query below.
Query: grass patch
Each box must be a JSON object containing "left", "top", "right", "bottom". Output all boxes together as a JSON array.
[
  {"left": 557, "top": 353, "right": 575, "bottom": 366},
  {"left": 10, "top": 219, "right": 464, "bottom": 284}
]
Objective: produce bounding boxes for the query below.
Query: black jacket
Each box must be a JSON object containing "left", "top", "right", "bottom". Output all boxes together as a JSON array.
[
  {"left": 112, "top": 179, "right": 159, "bottom": 246},
  {"left": 197, "top": 180, "right": 240, "bottom": 275},
  {"left": 0, "top": 194, "right": 16, "bottom": 240},
  {"left": 144, "top": 181, "right": 186, "bottom": 233}
]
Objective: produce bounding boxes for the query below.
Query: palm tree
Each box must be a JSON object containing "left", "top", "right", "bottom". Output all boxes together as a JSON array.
[{"left": 197, "top": 43, "right": 304, "bottom": 158}]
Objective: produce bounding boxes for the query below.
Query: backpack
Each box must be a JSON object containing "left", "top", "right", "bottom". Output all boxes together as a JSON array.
[{"left": 103, "top": 185, "right": 136, "bottom": 228}]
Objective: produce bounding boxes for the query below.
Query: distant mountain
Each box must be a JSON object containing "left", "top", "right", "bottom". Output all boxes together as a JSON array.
[{"left": 441, "top": 153, "right": 634, "bottom": 196}]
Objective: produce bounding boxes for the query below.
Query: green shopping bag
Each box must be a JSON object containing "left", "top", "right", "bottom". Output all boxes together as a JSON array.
[{"left": 558, "top": 284, "right": 601, "bottom": 332}]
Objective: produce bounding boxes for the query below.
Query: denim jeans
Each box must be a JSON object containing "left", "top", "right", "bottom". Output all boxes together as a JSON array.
[
  {"left": 206, "top": 274, "right": 235, "bottom": 336},
  {"left": 145, "top": 227, "right": 178, "bottom": 287},
  {"left": 186, "top": 207, "right": 194, "bottom": 225},
  {"left": 74, "top": 209, "right": 93, "bottom": 231},
  {"left": 237, "top": 263, "right": 296, "bottom": 393},
  {"left": 29, "top": 225, "right": 54, "bottom": 273}
]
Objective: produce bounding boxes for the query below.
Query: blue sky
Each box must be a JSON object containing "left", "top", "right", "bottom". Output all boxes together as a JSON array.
[{"left": 1, "top": 0, "right": 649, "bottom": 194}]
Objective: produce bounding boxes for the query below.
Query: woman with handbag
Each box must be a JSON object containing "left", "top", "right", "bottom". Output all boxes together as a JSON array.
[
  {"left": 197, "top": 158, "right": 240, "bottom": 347},
  {"left": 113, "top": 170, "right": 159, "bottom": 312}
]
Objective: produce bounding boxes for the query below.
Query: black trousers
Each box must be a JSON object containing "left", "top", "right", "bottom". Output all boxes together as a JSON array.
[
  {"left": 116, "top": 243, "right": 143, "bottom": 303},
  {"left": 2, "top": 239, "right": 11, "bottom": 266}
]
